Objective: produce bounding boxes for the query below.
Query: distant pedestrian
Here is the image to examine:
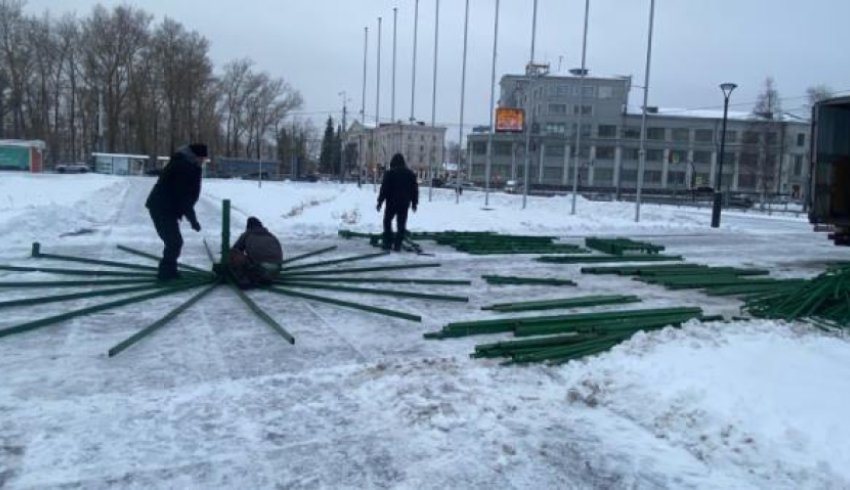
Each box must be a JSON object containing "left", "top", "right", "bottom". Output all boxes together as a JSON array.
[
  {"left": 377, "top": 153, "right": 419, "bottom": 251},
  {"left": 145, "top": 143, "right": 207, "bottom": 280},
  {"left": 229, "top": 217, "right": 283, "bottom": 289}
]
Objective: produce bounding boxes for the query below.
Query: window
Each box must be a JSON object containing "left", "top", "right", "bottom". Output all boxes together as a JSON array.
[
  {"left": 738, "top": 173, "right": 756, "bottom": 188},
  {"left": 573, "top": 105, "right": 593, "bottom": 116},
  {"left": 797, "top": 133, "right": 806, "bottom": 147},
  {"left": 672, "top": 128, "right": 690, "bottom": 142},
  {"left": 693, "top": 151, "right": 712, "bottom": 164},
  {"left": 572, "top": 146, "right": 590, "bottom": 158},
  {"left": 647, "top": 127, "right": 666, "bottom": 141},
  {"left": 622, "top": 127, "right": 641, "bottom": 139},
  {"left": 582, "top": 85, "right": 595, "bottom": 97},
  {"left": 598, "top": 86, "right": 614, "bottom": 99},
  {"left": 594, "top": 168, "right": 614, "bottom": 183},
  {"left": 742, "top": 131, "right": 760, "bottom": 144},
  {"left": 595, "top": 146, "right": 615, "bottom": 160},
  {"left": 667, "top": 171, "right": 686, "bottom": 186},
  {"left": 646, "top": 149, "right": 664, "bottom": 162},
  {"left": 543, "top": 167, "right": 562, "bottom": 180},
  {"left": 472, "top": 142, "right": 487, "bottom": 155},
  {"left": 620, "top": 169, "right": 637, "bottom": 182},
  {"left": 723, "top": 130, "right": 737, "bottom": 143},
  {"left": 740, "top": 152, "right": 758, "bottom": 167},
  {"left": 720, "top": 152, "right": 737, "bottom": 165},
  {"left": 495, "top": 142, "right": 513, "bottom": 156},
  {"left": 549, "top": 103, "right": 567, "bottom": 115},
  {"left": 556, "top": 84, "right": 571, "bottom": 96},
  {"left": 571, "top": 123, "right": 591, "bottom": 138},
  {"left": 598, "top": 125, "right": 617, "bottom": 138},
  {"left": 544, "top": 144, "right": 565, "bottom": 157},
  {"left": 624, "top": 148, "right": 640, "bottom": 160},
  {"left": 669, "top": 150, "right": 688, "bottom": 164},
  {"left": 644, "top": 170, "right": 662, "bottom": 183},
  {"left": 694, "top": 173, "right": 711, "bottom": 187},
  {"left": 766, "top": 132, "right": 778, "bottom": 145},
  {"left": 794, "top": 155, "right": 804, "bottom": 176},
  {"left": 695, "top": 129, "right": 713, "bottom": 142},
  {"left": 546, "top": 122, "right": 566, "bottom": 135}
]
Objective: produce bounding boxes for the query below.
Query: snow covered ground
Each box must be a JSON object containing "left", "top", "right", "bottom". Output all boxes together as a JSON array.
[{"left": 1, "top": 172, "right": 850, "bottom": 489}]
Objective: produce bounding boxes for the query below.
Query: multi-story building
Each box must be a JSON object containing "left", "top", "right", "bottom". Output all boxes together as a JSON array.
[
  {"left": 346, "top": 120, "right": 447, "bottom": 180},
  {"left": 468, "top": 67, "right": 810, "bottom": 199}
]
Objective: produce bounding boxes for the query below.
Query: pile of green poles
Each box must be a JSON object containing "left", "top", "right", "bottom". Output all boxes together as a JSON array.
[
  {"left": 581, "top": 263, "right": 802, "bottom": 297},
  {"left": 339, "top": 229, "right": 587, "bottom": 255},
  {"left": 585, "top": 237, "right": 665, "bottom": 256},
  {"left": 426, "top": 306, "right": 716, "bottom": 364},
  {"left": 481, "top": 294, "right": 640, "bottom": 313},
  {"left": 481, "top": 275, "right": 576, "bottom": 286},
  {"left": 743, "top": 266, "right": 850, "bottom": 328}
]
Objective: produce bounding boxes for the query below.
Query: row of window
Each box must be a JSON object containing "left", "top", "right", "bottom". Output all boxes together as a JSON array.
[
  {"left": 545, "top": 123, "right": 806, "bottom": 147},
  {"left": 537, "top": 84, "right": 618, "bottom": 100}
]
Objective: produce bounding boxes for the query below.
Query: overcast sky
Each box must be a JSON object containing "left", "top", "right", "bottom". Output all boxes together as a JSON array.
[{"left": 26, "top": 0, "right": 850, "bottom": 143}]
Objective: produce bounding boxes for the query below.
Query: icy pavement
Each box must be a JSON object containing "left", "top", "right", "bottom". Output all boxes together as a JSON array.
[{"left": 1, "top": 175, "right": 850, "bottom": 489}]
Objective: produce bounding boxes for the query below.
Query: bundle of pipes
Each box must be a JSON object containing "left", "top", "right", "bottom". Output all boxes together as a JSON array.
[
  {"left": 424, "top": 306, "right": 704, "bottom": 339},
  {"left": 536, "top": 254, "right": 683, "bottom": 264},
  {"left": 585, "top": 237, "right": 665, "bottom": 256},
  {"left": 481, "top": 294, "right": 640, "bottom": 313},
  {"left": 481, "top": 275, "right": 576, "bottom": 286},
  {"left": 744, "top": 266, "right": 850, "bottom": 328},
  {"left": 426, "top": 306, "right": 715, "bottom": 364},
  {"left": 338, "top": 229, "right": 588, "bottom": 255}
]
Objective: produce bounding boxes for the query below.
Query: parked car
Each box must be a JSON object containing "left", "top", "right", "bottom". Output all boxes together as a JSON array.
[
  {"left": 55, "top": 163, "right": 90, "bottom": 174},
  {"left": 504, "top": 180, "right": 524, "bottom": 193}
]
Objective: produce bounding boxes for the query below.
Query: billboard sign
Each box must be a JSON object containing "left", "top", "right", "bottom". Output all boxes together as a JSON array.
[{"left": 495, "top": 108, "right": 524, "bottom": 133}]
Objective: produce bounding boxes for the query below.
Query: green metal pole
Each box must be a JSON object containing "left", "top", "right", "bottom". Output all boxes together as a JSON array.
[
  {"left": 107, "top": 283, "right": 220, "bottom": 357},
  {"left": 0, "top": 281, "right": 192, "bottom": 310},
  {"left": 279, "top": 280, "right": 469, "bottom": 302},
  {"left": 274, "top": 276, "right": 471, "bottom": 286},
  {"left": 268, "top": 286, "right": 421, "bottom": 322},
  {"left": 201, "top": 239, "right": 217, "bottom": 267},
  {"left": 0, "top": 264, "right": 158, "bottom": 278},
  {"left": 116, "top": 244, "right": 211, "bottom": 274},
  {"left": 32, "top": 246, "right": 158, "bottom": 272},
  {"left": 221, "top": 199, "right": 231, "bottom": 263},
  {"left": 281, "top": 263, "right": 441, "bottom": 277},
  {"left": 0, "top": 281, "right": 205, "bottom": 339},
  {"left": 282, "top": 251, "right": 389, "bottom": 272},
  {"left": 229, "top": 284, "right": 295, "bottom": 344},
  {"left": 279, "top": 246, "right": 339, "bottom": 266},
  {"left": 0, "top": 278, "right": 158, "bottom": 288}
]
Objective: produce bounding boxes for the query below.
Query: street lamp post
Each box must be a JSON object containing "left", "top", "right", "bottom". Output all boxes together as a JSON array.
[{"left": 711, "top": 82, "right": 737, "bottom": 228}]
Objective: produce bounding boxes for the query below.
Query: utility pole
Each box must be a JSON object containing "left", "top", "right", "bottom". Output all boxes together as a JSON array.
[
  {"left": 359, "top": 26, "right": 368, "bottom": 189},
  {"left": 455, "top": 0, "right": 470, "bottom": 204},
  {"left": 635, "top": 0, "right": 656, "bottom": 223},
  {"left": 522, "top": 0, "right": 539, "bottom": 210},
  {"left": 570, "top": 0, "right": 590, "bottom": 215},
  {"left": 392, "top": 7, "right": 398, "bottom": 123},
  {"left": 410, "top": 0, "right": 419, "bottom": 122},
  {"left": 429, "top": 0, "right": 440, "bottom": 202},
  {"left": 375, "top": 16, "right": 382, "bottom": 191},
  {"left": 339, "top": 91, "right": 348, "bottom": 182},
  {"left": 484, "top": 0, "right": 501, "bottom": 207}
]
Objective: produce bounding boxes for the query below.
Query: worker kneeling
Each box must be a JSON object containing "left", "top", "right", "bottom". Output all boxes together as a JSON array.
[{"left": 229, "top": 217, "right": 283, "bottom": 289}]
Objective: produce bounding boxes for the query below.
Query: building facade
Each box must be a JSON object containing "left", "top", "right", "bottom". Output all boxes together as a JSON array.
[
  {"left": 468, "top": 70, "right": 810, "bottom": 198},
  {"left": 346, "top": 120, "right": 447, "bottom": 180}
]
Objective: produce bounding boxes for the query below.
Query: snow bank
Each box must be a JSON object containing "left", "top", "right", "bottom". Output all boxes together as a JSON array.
[{"left": 561, "top": 319, "right": 850, "bottom": 487}]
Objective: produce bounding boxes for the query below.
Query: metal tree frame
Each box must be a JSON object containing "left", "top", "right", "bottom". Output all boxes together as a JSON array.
[{"left": 0, "top": 200, "right": 470, "bottom": 357}]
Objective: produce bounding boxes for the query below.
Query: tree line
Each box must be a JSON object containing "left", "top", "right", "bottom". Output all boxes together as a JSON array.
[{"left": 0, "top": 0, "right": 307, "bottom": 164}]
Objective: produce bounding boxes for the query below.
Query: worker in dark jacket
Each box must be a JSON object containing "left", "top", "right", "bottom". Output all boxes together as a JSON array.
[
  {"left": 229, "top": 217, "right": 284, "bottom": 289},
  {"left": 377, "top": 153, "right": 419, "bottom": 251},
  {"left": 145, "top": 143, "right": 206, "bottom": 280}
]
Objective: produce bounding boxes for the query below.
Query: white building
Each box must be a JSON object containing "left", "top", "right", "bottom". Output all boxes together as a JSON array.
[{"left": 346, "top": 120, "right": 447, "bottom": 179}]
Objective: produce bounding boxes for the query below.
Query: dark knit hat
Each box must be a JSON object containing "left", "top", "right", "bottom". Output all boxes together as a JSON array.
[
  {"left": 390, "top": 153, "right": 406, "bottom": 169},
  {"left": 189, "top": 143, "right": 209, "bottom": 158},
  {"left": 247, "top": 217, "right": 262, "bottom": 230}
]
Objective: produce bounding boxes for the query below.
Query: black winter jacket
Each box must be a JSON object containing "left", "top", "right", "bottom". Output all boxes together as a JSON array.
[
  {"left": 378, "top": 166, "right": 419, "bottom": 209},
  {"left": 145, "top": 146, "right": 203, "bottom": 223},
  {"left": 232, "top": 227, "right": 283, "bottom": 264}
]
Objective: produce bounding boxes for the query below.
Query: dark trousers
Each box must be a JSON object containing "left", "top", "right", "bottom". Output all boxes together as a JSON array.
[
  {"left": 383, "top": 205, "right": 409, "bottom": 249},
  {"left": 149, "top": 208, "right": 183, "bottom": 278},
  {"left": 228, "top": 251, "right": 280, "bottom": 289}
]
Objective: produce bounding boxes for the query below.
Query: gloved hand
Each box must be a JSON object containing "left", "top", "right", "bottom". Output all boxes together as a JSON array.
[
  {"left": 376, "top": 203, "right": 382, "bottom": 212},
  {"left": 190, "top": 220, "right": 201, "bottom": 232},
  {"left": 412, "top": 204, "right": 417, "bottom": 213}
]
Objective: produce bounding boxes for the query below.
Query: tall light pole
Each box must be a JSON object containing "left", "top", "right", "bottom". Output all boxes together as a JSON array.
[
  {"left": 392, "top": 7, "right": 398, "bottom": 123},
  {"left": 339, "top": 91, "right": 349, "bottom": 182},
  {"left": 522, "top": 0, "right": 539, "bottom": 210},
  {"left": 359, "top": 26, "right": 368, "bottom": 189},
  {"left": 634, "top": 0, "right": 655, "bottom": 223},
  {"left": 484, "top": 0, "right": 501, "bottom": 207},
  {"left": 455, "top": 0, "right": 470, "bottom": 204},
  {"left": 375, "top": 16, "right": 382, "bottom": 190},
  {"left": 410, "top": 0, "right": 419, "bottom": 122},
  {"left": 429, "top": 0, "right": 440, "bottom": 202},
  {"left": 570, "top": 0, "right": 590, "bottom": 215},
  {"left": 711, "top": 82, "right": 737, "bottom": 228}
]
